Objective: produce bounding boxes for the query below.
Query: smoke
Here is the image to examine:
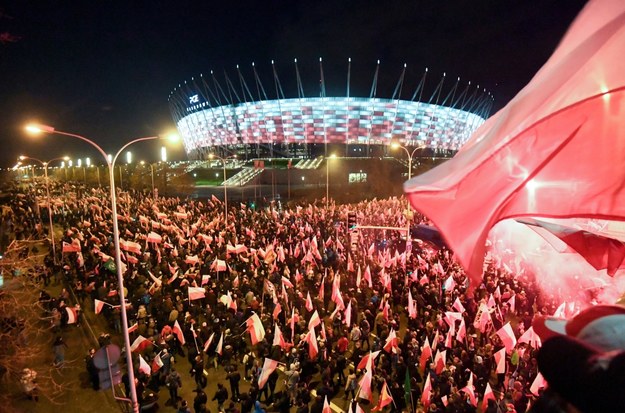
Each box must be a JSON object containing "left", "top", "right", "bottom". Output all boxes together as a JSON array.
[{"left": 487, "top": 219, "right": 625, "bottom": 309}]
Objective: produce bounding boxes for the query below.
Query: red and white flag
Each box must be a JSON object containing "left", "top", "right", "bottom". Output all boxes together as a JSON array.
[
  {"left": 460, "top": 371, "right": 477, "bottom": 407},
  {"left": 358, "top": 350, "right": 374, "bottom": 402},
  {"left": 344, "top": 300, "right": 352, "bottom": 327},
  {"left": 146, "top": 232, "right": 162, "bottom": 244},
  {"left": 494, "top": 347, "right": 506, "bottom": 374},
  {"left": 308, "top": 310, "right": 321, "bottom": 330},
  {"left": 482, "top": 382, "right": 496, "bottom": 411},
  {"left": 434, "top": 349, "right": 447, "bottom": 374},
  {"left": 273, "top": 303, "right": 282, "bottom": 319},
  {"left": 357, "top": 350, "right": 381, "bottom": 370},
  {"left": 211, "top": 259, "right": 227, "bottom": 272},
  {"left": 94, "top": 299, "right": 106, "bottom": 315},
  {"left": 128, "top": 323, "right": 138, "bottom": 334},
  {"left": 530, "top": 372, "right": 547, "bottom": 396},
  {"left": 120, "top": 239, "right": 142, "bottom": 254},
  {"left": 203, "top": 332, "right": 215, "bottom": 353},
  {"left": 258, "top": 358, "right": 279, "bottom": 389},
  {"left": 273, "top": 324, "right": 288, "bottom": 350},
  {"left": 214, "top": 332, "right": 224, "bottom": 355},
  {"left": 246, "top": 313, "right": 265, "bottom": 345},
  {"left": 305, "top": 326, "right": 318, "bottom": 360},
  {"left": 518, "top": 326, "right": 542, "bottom": 349},
  {"left": 152, "top": 353, "right": 164, "bottom": 372},
  {"left": 173, "top": 320, "right": 186, "bottom": 345},
  {"left": 188, "top": 286, "right": 205, "bottom": 301},
  {"left": 322, "top": 396, "right": 332, "bottom": 413},
  {"left": 305, "top": 292, "right": 313, "bottom": 312},
  {"left": 383, "top": 328, "right": 398, "bottom": 353},
  {"left": 407, "top": 290, "right": 417, "bottom": 319},
  {"left": 456, "top": 318, "right": 466, "bottom": 342},
  {"left": 452, "top": 297, "right": 466, "bottom": 313},
  {"left": 496, "top": 322, "right": 517, "bottom": 353},
  {"left": 65, "top": 306, "right": 78, "bottom": 324},
  {"left": 507, "top": 294, "right": 516, "bottom": 313},
  {"left": 421, "top": 373, "right": 432, "bottom": 408},
  {"left": 138, "top": 354, "right": 151, "bottom": 375},
  {"left": 363, "top": 265, "right": 372, "bottom": 287},
  {"left": 185, "top": 255, "right": 199, "bottom": 265},
  {"left": 419, "top": 337, "right": 432, "bottom": 373},
  {"left": 130, "top": 335, "right": 152, "bottom": 353}
]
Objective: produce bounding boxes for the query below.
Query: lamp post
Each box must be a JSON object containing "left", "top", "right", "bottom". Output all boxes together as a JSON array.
[
  {"left": 25, "top": 123, "right": 178, "bottom": 413},
  {"left": 209, "top": 153, "right": 237, "bottom": 226},
  {"left": 390, "top": 142, "right": 426, "bottom": 180},
  {"left": 325, "top": 154, "right": 336, "bottom": 209},
  {"left": 18, "top": 155, "right": 69, "bottom": 265}
]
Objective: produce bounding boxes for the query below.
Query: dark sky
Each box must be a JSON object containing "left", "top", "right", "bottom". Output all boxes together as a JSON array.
[{"left": 0, "top": 0, "right": 587, "bottom": 167}]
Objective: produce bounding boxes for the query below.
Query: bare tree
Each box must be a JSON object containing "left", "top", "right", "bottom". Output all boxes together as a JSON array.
[{"left": 0, "top": 240, "right": 77, "bottom": 411}]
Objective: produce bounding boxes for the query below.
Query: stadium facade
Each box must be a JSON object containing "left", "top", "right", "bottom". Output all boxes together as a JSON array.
[{"left": 168, "top": 59, "right": 493, "bottom": 160}]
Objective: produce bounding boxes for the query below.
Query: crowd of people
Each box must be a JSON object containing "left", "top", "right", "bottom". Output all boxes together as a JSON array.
[{"left": 2, "top": 180, "right": 581, "bottom": 413}]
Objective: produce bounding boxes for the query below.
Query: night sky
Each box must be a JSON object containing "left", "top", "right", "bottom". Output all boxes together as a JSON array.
[{"left": 0, "top": 0, "right": 587, "bottom": 167}]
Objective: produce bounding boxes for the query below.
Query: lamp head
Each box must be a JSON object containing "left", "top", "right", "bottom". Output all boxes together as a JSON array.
[
  {"left": 208, "top": 153, "right": 215, "bottom": 160},
  {"left": 164, "top": 133, "right": 180, "bottom": 143},
  {"left": 25, "top": 123, "right": 55, "bottom": 135},
  {"left": 391, "top": 142, "right": 400, "bottom": 150}
]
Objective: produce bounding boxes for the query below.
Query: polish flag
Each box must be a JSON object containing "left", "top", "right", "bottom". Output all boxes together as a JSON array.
[
  {"left": 62, "top": 240, "right": 81, "bottom": 253},
  {"left": 146, "top": 232, "right": 162, "bottom": 244},
  {"left": 130, "top": 335, "right": 152, "bottom": 353},
  {"left": 357, "top": 350, "right": 381, "bottom": 371},
  {"left": 496, "top": 322, "right": 517, "bottom": 353},
  {"left": 494, "top": 347, "right": 506, "bottom": 374},
  {"left": 272, "top": 303, "right": 282, "bottom": 319},
  {"left": 419, "top": 273, "right": 429, "bottom": 286},
  {"left": 213, "top": 332, "right": 223, "bottom": 355},
  {"left": 358, "top": 351, "right": 373, "bottom": 402},
  {"left": 443, "top": 274, "right": 456, "bottom": 290},
  {"left": 273, "top": 324, "right": 288, "bottom": 350},
  {"left": 356, "top": 265, "right": 361, "bottom": 286},
  {"left": 201, "top": 275, "right": 210, "bottom": 285},
  {"left": 421, "top": 373, "right": 432, "bottom": 408},
  {"left": 305, "top": 326, "right": 318, "bottom": 360},
  {"left": 232, "top": 275, "right": 239, "bottom": 288},
  {"left": 344, "top": 300, "right": 352, "bottom": 328},
  {"left": 308, "top": 310, "right": 321, "bottom": 330},
  {"left": 246, "top": 313, "right": 265, "bottom": 345},
  {"left": 185, "top": 255, "right": 199, "bottom": 265},
  {"left": 444, "top": 311, "right": 463, "bottom": 327},
  {"left": 363, "top": 265, "right": 372, "bottom": 287},
  {"left": 487, "top": 294, "right": 497, "bottom": 309},
  {"left": 318, "top": 277, "right": 324, "bottom": 301},
  {"left": 94, "top": 299, "right": 106, "bottom": 315},
  {"left": 456, "top": 318, "right": 466, "bottom": 342},
  {"left": 383, "top": 328, "right": 398, "bottom": 353},
  {"left": 460, "top": 371, "right": 477, "bottom": 407},
  {"left": 203, "top": 332, "right": 215, "bottom": 353},
  {"left": 305, "top": 292, "right": 313, "bottom": 312},
  {"left": 65, "top": 307, "right": 78, "bottom": 324},
  {"left": 211, "top": 259, "right": 227, "bottom": 272},
  {"left": 258, "top": 358, "right": 279, "bottom": 389},
  {"left": 152, "top": 353, "right": 164, "bottom": 372},
  {"left": 452, "top": 297, "right": 466, "bottom": 313},
  {"left": 322, "top": 396, "right": 332, "bottom": 413},
  {"left": 138, "top": 354, "right": 151, "bottom": 375},
  {"left": 474, "top": 303, "right": 492, "bottom": 333},
  {"left": 518, "top": 326, "right": 542, "bottom": 349},
  {"left": 530, "top": 372, "right": 547, "bottom": 396},
  {"left": 445, "top": 326, "right": 455, "bottom": 349},
  {"left": 507, "top": 294, "right": 516, "bottom": 313},
  {"left": 441, "top": 396, "right": 448, "bottom": 407},
  {"left": 434, "top": 349, "right": 446, "bottom": 374},
  {"left": 128, "top": 323, "right": 138, "bottom": 334},
  {"left": 419, "top": 337, "right": 432, "bottom": 373},
  {"left": 482, "top": 382, "right": 496, "bottom": 411},
  {"left": 173, "top": 320, "right": 186, "bottom": 345},
  {"left": 188, "top": 286, "right": 205, "bottom": 301},
  {"left": 408, "top": 290, "right": 417, "bottom": 319},
  {"left": 120, "top": 239, "right": 142, "bottom": 254}
]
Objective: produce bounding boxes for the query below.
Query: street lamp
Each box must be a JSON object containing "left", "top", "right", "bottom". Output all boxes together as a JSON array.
[
  {"left": 18, "top": 154, "right": 69, "bottom": 264},
  {"left": 326, "top": 154, "right": 336, "bottom": 208},
  {"left": 390, "top": 142, "right": 427, "bottom": 180},
  {"left": 25, "top": 123, "right": 179, "bottom": 413},
  {"left": 209, "top": 153, "right": 237, "bottom": 226}
]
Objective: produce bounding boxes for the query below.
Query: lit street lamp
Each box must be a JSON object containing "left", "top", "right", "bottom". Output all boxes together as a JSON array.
[
  {"left": 209, "top": 153, "right": 237, "bottom": 226},
  {"left": 325, "top": 154, "right": 336, "bottom": 208},
  {"left": 391, "top": 142, "right": 427, "bottom": 180},
  {"left": 25, "top": 123, "right": 178, "bottom": 413},
  {"left": 18, "top": 154, "right": 69, "bottom": 264}
]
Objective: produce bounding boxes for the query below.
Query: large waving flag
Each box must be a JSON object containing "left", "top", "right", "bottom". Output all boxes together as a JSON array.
[
  {"left": 404, "top": 0, "right": 625, "bottom": 287},
  {"left": 358, "top": 350, "right": 373, "bottom": 402},
  {"left": 130, "top": 335, "right": 152, "bottom": 353},
  {"left": 496, "top": 322, "right": 517, "bottom": 353},
  {"left": 246, "top": 313, "right": 265, "bottom": 345},
  {"left": 357, "top": 350, "right": 380, "bottom": 370},
  {"left": 258, "top": 358, "right": 279, "bottom": 389},
  {"left": 173, "top": 320, "right": 186, "bottom": 345},
  {"left": 138, "top": 354, "right": 151, "bottom": 375}
]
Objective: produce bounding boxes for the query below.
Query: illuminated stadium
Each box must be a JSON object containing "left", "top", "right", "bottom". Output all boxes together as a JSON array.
[{"left": 168, "top": 59, "right": 493, "bottom": 160}]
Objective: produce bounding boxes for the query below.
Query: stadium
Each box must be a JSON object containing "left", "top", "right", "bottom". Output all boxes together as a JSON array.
[
  {"left": 166, "top": 59, "right": 493, "bottom": 201},
  {"left": 168, "top": 59, "right": 492, "bottom": 161}
]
